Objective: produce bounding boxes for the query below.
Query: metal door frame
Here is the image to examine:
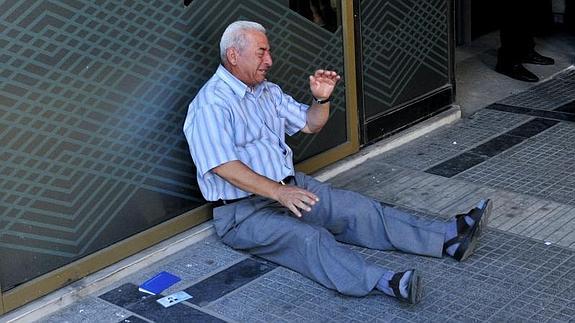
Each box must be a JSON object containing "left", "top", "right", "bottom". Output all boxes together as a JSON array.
[{"left": 297, "top": 0, "right": 360, "bottom": 173}]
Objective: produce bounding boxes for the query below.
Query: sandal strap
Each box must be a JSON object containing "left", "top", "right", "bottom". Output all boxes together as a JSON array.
[
  {"left": 389, "top": 271, "right": 405, "bottom": 299},
  {"left": 444, "top": 215, "right": 482, "bottom": 261},
  {"left": 443, "top": 234, "right": 466, "bottom": 260},
  {"left": 467, "top": 206, "right": 484, "bottom": 222},
  {"left": 455, "top": 212, "right": 471, "bottom": 233},
  {"left": 443, "top": 216, "right": 468, "bottom": 254},
  {"left": 454, "top": 205, "right": 484, "bottom": 234},
  {"left": 443, "top": 234, "right": 461, "bottom": 251}
]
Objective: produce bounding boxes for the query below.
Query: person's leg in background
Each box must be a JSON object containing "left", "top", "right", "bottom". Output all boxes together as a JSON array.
[
  {"left": 496, "top": 0, "right": 554, "bottom": 82},
  {"left": 522, "top": 0, "right": 555, "bottom": 65},
  {"left": 566, "top": 0, "right": 575, "bottom": 35}
]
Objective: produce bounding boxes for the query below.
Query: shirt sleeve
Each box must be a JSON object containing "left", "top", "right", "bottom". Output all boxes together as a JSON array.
[
  {"left": 183, "top": 99, "right": 239, "bottom": 178},
  {"left": 270, "top": 84, "right": 309, "bottom": 136}
]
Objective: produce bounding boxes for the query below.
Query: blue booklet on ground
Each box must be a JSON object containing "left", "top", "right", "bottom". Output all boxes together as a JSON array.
[{"left": 138, "top": 271, "right": 181, "bottom": 295}]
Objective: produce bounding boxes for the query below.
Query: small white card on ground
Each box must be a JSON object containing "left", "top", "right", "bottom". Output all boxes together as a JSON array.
[{"left": 156, "top": 291, "right": 193, "bottom": 308}]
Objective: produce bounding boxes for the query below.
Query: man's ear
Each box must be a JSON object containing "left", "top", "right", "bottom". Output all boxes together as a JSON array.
[{"left": 226, "top": 48, "right": 238, "bottom": 66}]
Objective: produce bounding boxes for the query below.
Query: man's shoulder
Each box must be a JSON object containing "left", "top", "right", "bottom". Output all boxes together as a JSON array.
[
  {"left": 263, "top": 80, "right": 283, "bottom": 93},
  {"left": 192, "top": 76, "right": 234, "bottom": 107},
  {"left": 204, "top": 73, "right": 236, "bottom": 97},
  {"left": 261, "top": 80, "right": 289, "bottom": 102}
]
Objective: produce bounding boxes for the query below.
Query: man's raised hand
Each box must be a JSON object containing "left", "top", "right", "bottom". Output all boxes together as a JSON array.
[{"left": 309, "top": 69, "right": 341, "bottom": 101}]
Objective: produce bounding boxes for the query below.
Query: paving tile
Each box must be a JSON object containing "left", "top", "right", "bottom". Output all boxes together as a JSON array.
[
  {"left": 436, "top": 186, "right": 495, "bottom": 215},
  {"left": 498, "top": 74, "right": 575, "bottom": 110},
  {"left": 555, "top": 100, "right": 575, "bottom": 113},
  {"left": 201, "top": 226, "right": 575, "bottom": 322},
  {"left": 426, "top": 152, "right": 487, "bottom": 177},
  {"left": 118, "top": 316, "right": 149, "bottom": 323},
  {"left": 425, "top": 117, "right": 560, "bottom": 177},
  {"left": 505, "top": 118, "right": 560, "bottom": 138},
  {"left": 185, "top": 257, "right": 277, "bottom": 306},
  {"left": 99, "top": 236, "right": 248, "bottom": 298},
  {"left": 99, "top": 283, "right": 224, "bottom": 323},
  {"left": 468, "top": 133, "right": 526, "bottom": 157},
  {"left": 518, "top": 203, "right": 570, "bottom": 236},
  {"left": 498, "top": 199, "right": 550, "bottom": 231},
  {"left": 455, "top": 128, "right": 575, "bottom": 206},
  {"left": 552, "top": 227, "right": 575, "bottom": 247},
  {"left": 38, "top": 297, "right": 133, "bottom": 323},
  {"left": 486, "top": 104, "right": 575, "bottom": 122},
  {"left": 379, "top": 109, "right": 531, "bottom": 171}
]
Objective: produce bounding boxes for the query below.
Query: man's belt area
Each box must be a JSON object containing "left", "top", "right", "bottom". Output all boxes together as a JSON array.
[{"left": 213, "top": 175, "right": 294, "bottom": 208}]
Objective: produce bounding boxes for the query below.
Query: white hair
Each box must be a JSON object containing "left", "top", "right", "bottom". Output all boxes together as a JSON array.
[{"left": 220, "top": 21, "right": 267, "bottom": 64}]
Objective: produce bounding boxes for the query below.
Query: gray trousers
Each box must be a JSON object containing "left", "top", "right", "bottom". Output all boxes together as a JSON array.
[{"left": 213, "top": 172, "right": 447, "bottom": 296}]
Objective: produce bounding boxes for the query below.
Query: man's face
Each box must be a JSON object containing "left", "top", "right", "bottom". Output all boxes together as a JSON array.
[{"left": 230, "top": 30, "right": 273, "bottom": 87}]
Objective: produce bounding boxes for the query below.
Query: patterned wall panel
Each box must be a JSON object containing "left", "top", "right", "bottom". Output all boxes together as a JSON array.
[
  {"left": 360, "top": 0, "right": 449, "bottom": 119},
  {"left": 263, "top": 5, "right": 347, "bottom": 161},
  {"left": 0, "top": 0, "right": 347, "bottom": 291}
]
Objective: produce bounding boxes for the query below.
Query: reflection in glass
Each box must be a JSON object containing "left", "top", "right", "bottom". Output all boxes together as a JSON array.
[{"left": 290, "top": 0, "right": 340, "bottom": 32}]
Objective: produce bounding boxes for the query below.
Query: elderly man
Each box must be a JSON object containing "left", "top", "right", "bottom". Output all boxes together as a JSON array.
[{"left": 184, "top": 20, "right": 492, "bottom": 304}]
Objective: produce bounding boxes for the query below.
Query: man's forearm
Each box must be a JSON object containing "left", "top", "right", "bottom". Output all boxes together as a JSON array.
[
  {"left": 305, "top": 102, "right": 330, "bottom": 133},
  {"left": 304, "top": 69, "right": 340, "bottom": 133},
  {"left": 212, "top": 160, "right": 319, "bottom": 218},
  {"left": 212, "top": 160, "right": 283, "bottom": 200}
]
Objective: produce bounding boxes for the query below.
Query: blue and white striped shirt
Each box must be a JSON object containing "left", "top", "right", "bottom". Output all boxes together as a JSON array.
[{"left": 183, "top": 65, "right": 309, "bottom": 201}]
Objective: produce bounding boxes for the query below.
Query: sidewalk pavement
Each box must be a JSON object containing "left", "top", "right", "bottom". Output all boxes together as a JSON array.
[{"left": 6, "top": 67, "right": 575, "bottom": 322}]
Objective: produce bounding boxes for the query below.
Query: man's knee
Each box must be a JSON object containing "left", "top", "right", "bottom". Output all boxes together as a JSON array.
[{"left": 297, "top": 226, "right": 336, "bottom": 253}]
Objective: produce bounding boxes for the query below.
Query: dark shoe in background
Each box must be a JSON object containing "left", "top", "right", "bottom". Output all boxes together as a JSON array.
[
  {"left": 495, "top": 62, "right": 540, "bottom": 82},
  {"left": 522, "top": 49, "right": 555, "bottom": 65}
]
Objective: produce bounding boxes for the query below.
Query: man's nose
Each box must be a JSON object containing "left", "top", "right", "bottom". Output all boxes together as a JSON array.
[{"left": 264, "top": 52, "right": 273, "bottom": 66}]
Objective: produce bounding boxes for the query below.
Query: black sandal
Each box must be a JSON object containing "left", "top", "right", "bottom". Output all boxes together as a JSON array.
[
  {"left": 444, "top": 199, "right": 492, "bottom": 261},
  {"left": 473, "top": 199, "right": 492, "bottom": 238},
  {"left": 389, "top": 269, "right": 422, "bottom": 304}
]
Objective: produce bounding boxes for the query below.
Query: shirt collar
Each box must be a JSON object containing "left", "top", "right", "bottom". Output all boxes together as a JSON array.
[{"left": 216, "top": 65, "right": 266, "bottom": 99}]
